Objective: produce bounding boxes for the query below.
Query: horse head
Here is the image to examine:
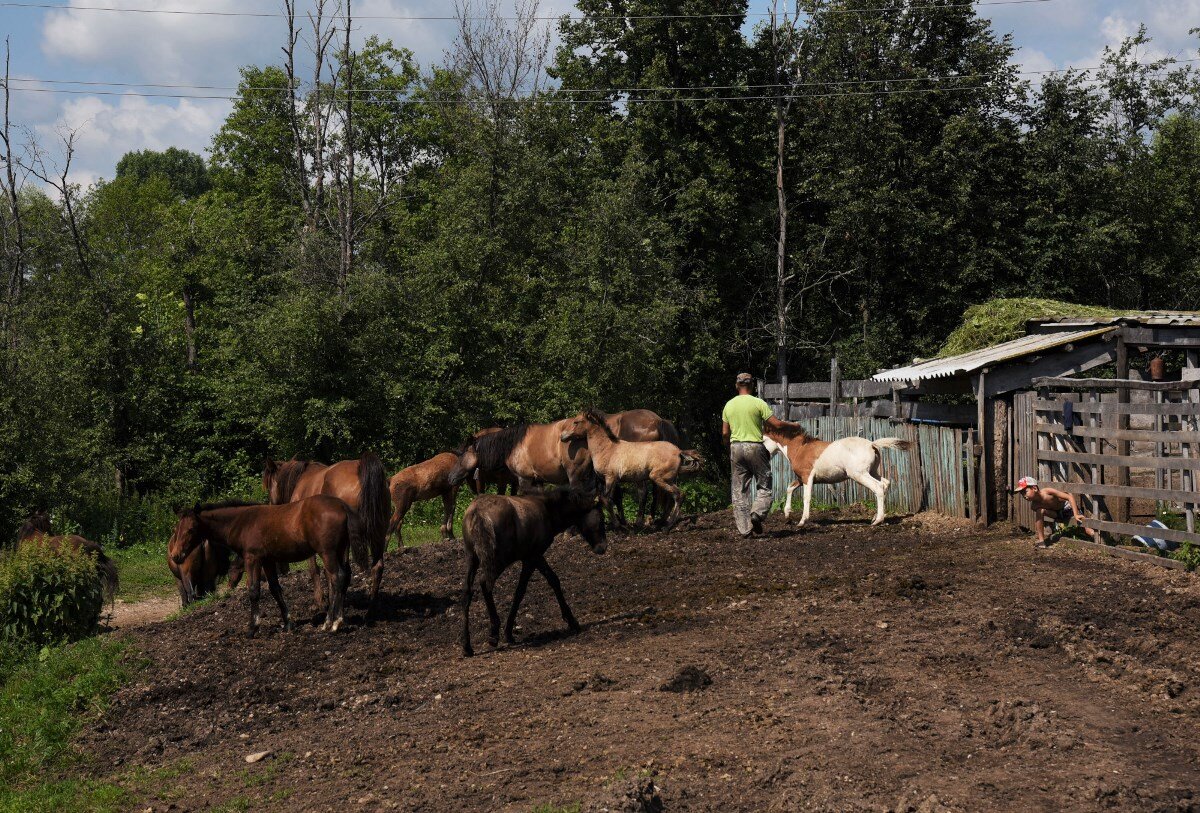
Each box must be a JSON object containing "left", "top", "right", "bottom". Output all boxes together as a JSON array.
[
  {"left": 451, "top": 437, "right": 480, "bottom": 486},
  {"left": 169, "top": 507, "right": 205, "bottom": 566}
]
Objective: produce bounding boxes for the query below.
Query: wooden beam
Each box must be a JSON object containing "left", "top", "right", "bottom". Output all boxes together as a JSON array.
[
  {"left": 1082, "top": 518, "right": 1200, "bottom": 547},
  {"left": 983, "top": 341, "right": 1117, "bottom": 397},
  {"left": 1033, "top": 376, "right": 1200, "bottom": 392},
  {"left": 1041, "top": 480, "right": 1200, "bottom": 506},
  {"left": 1038, "top": 448, "right": 1200, "bottom": 471},
  {"left": 1033, "top": 422, "right": 1200, "bottom": 444},
  {"left": 977, "top": 371, "right": 989, "bottom": 525},
  {"left": 1034, "top": 399, "right": 1200, "bottom": 416},
  {"left": 1060, "top": 538, "right": 1189, "bottom": 571}
]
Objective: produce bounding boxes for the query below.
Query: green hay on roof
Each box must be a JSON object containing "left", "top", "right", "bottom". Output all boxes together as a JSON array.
[{"left": 939, "top": 298, "right": 1122, "bottom": 357}]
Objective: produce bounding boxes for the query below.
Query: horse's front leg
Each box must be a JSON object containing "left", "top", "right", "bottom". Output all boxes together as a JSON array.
[
  {"left": 504, "top": 561, "right": 535, "bottom": 644},
  {"left": 441, "top": 488, "right": 458, "bottom": 540},
  {"left": 799, "top": 476, "right": 815, "bottom": 526},
  {"left": 265, "top": 563, "right": 292, "bottom": 632},
  {"left": 535, "top": 556, "right": 579, "bottom": 633},
  {"left": 246, "top": 558, "right": 263, "bottom": 638}
]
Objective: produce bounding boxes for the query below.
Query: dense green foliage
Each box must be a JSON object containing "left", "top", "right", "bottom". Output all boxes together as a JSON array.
[
  {"left": 0, "top": 544, "right": 105, "bottom": 646},
  {"left": 0, "top": 2, "right": 1197, "bottom": 541},
  {"left": 0, "top": 637, "right": 130, "bottom": 812}
]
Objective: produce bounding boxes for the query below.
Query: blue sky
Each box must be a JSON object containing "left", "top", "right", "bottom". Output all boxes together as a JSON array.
[{"left": 3, "top": 0, "right": 1199, "bottom": 185}]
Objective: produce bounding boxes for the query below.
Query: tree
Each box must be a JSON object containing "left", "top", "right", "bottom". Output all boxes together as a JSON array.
[{"left": 115, "top": 147, "right": 211, "bottom": 199}]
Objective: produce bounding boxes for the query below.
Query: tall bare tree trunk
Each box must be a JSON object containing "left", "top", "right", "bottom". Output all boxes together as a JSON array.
[
  {"left": 339, "top": 0, "right": 354, "bottom": 285},
  {"left": 1, "top": 38, "right": 25, "bottom": 344}
]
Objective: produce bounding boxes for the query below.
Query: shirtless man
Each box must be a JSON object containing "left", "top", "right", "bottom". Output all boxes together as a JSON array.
[{"left": 1014, "top": 476, "right": 1098, "bottom": 547}]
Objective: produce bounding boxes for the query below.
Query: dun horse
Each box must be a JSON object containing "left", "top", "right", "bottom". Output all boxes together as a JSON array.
[
  {"left": 458, "top": 489, "right": 606, "bottom": 657},
  {"left": 602, "top": 409, "right": 686, "bottom": 525},
  {"left": 168, "top": 539, "right": 243, "bottom": 607},
  {"left": 387, "top": 443, "right": 478, "bottom": 546},
  {"left": 470, "top": 419, "right": 594, "bottom": 492},
  {"left": 763, "top": 425, "right": 912, "bottom": 526},
  {"left": 16, "top": 512, "right": 119, "bottom": 601},
  {"left": 169, "top": 498, "right": 363, "bottom": 636},
  {"left": 263, "top": 452, "right": 390, "bottom": 604},
  {"left": 561, "top": 409, "right": 696, "bottom": 529}
]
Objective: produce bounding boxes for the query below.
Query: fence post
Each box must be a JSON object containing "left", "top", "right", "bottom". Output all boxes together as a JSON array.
[
  {"left": 829, "top": 357, "right": 840, "bottom": 414},
  {"left": 1116, "top": 333, "right": 1130, "bottom": 521}
]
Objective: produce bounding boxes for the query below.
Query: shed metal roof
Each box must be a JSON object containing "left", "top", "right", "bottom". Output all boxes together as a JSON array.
[
  {"left": 872, "top": 327, "right": 1114, "bottom": 383},
  {"left": 1031, "top": 311, "right": 1200, "bottom": 328}
]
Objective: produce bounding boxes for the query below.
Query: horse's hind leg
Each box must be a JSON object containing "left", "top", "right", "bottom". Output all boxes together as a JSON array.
[
  {"left": 308, "top": 555, "right": 327, "bottom": 618},
  {"left": 265, "top": 564, "right": 292, "bottom": 632},
  {"left": 460, "top": 550, "right": 478, "bottom": 657},
  {"left": 504, "top": 561, "right": 535, "bottom": 644},
  {"left": 850, "top": 471, "right": 889, "bottom": 525},
  {"left": 481, "top": 576, "right": 501, "bottom": 649},
  {"left": 245, "top": 559, "right": 262, "bottom": 638},
  {"left": 534, "top": 556, "right": 579, "bottom": 633}
]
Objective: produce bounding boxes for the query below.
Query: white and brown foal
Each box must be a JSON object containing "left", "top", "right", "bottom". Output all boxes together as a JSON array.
[{"left": 762, "top": 424, "right": 912, "bottom": 526}]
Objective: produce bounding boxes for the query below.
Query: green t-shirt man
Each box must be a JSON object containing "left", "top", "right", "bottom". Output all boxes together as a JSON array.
[{"left": 721, "top": 393, "right": 774, "bottom": 443}]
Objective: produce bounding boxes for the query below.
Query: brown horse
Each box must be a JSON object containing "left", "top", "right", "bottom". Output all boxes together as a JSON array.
[
  {"left": 169, "top": 498, "right": 362, "bottom": 636},
  {"left": 459, "top": 488, "right": 607, "bottom": 657},
  {"left": 470, "top": 419, "right": 594, "bottom": 492},
  {"left": 467, "top": 428, "right": 519, "bottom": 495},
  {"left": 387, "top": 443, "right": 478, "bottom": 546},
  {"left": 168, "top": 539, "right": 244, "bottom": 607},
  {"left": 16, "top": 512, "right": 119, "bottom": 601},
  {"left": 263, "top": 452, "right": 390, "bottom": 604}
]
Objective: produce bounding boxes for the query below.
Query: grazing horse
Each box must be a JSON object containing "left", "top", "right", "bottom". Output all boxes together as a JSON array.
[
  {"left": 387, "top": 443, "right": 478, "bottom": 546},
  {"left": 561, "top": 409, "right": 694, "bottom": 530},
  {"left": 459, "top": 488, "right": 607, "bottom": 657},
  {"left": 470, "top": 419, "right": 594, "bottom": 492},
  {"left": 763, "top": 424, "right": 912, "bottom": 526},
  {"left": 16, "top": 513, "right": 119, "bottom": 601},
  {"left": 467, "top": 428, "right": 519, "bottom": 495},
  {"left": 168, "top": 539, "right": 244, "bottom": 607},
  {"left": 169, "top": 498, "right": 362, "bottom": 636},
  {"left": 263, "top": 452, "right": 390, "bottom": 604}
]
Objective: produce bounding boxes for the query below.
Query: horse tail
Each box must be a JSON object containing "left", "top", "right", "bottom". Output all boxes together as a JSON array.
[
  {"left": 659, "top": 419, "right": 684, "bottom": 448},
  {"left": 872, "top": 437, "right": 913, "bottom": 453},
  {"left": 355, "top": 452, "right": 387, "bottom": 572}
]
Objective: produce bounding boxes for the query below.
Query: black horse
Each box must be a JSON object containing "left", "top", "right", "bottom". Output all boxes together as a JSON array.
[{"left": 458, "top": 488, "right": 607, "bottom": 657}]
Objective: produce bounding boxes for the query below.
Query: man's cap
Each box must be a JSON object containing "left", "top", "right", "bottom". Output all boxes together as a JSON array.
[
  {"left": 1014, "top": 476, "right": 1038, "bottom": 492},
  {"left": 735, "top": 372, "right": 754, "bottom": 386}
]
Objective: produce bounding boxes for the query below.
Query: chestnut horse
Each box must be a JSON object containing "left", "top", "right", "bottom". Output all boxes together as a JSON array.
[
  {"left": 263, "top": 452, "right": 390, "bottom": 604},
  {"left": 387, "top": 443, "right": 478, "bottom": 546},
  {"left": 470, "top": 419, "right": 594, "bottom": 492},
  {"left": 168, "top": 539, "right": 244, "bottom": 607},
  {"left": 169, "top": 498, "right": 362, "bottom": 636},
  {"left": 16, "top": 512, "right": 119, "bottom": 601},
  {"left": 459, "top": 488, "right": 607, "bottom": 657},
  {"left": 763, "top": 424, "right": 912, "bottom": 526}
]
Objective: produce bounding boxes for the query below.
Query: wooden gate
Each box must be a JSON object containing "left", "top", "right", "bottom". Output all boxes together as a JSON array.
[{"left": 763, "top": 415, "right": 970, "bottom": 518}]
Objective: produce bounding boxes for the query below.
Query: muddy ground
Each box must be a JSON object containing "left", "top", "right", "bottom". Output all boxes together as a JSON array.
[{"left": 82, "top": 511, "right": 1200, "bottom": 812}]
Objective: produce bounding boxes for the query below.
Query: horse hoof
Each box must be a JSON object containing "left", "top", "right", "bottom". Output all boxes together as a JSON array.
[
  {"left": 487, "top": 637, "right": 499, "bottom": 649},
  {"left": 282, "top": 620, "right": 295, "bottom": 633},
  {"left": 461, "top": 646, "right": 475, "bottom": 658}
]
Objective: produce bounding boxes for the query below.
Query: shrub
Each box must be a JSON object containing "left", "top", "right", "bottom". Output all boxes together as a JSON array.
[
  {"left": 1170, "top": 540, "right": 1200, "bottom": 571},
  {"left": 0, "top": 543, "right": 105, "bottom": 647},
  {"left": 680, "top": 479, "right": 730, "bottom": 514}
]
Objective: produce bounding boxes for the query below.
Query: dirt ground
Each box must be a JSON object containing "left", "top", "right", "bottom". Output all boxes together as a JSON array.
[
  {"left": 106, "top": 596, "right": 178, "bottom": 631},
  {"left": 82, "top": 510, "right": 1200, "bottom": 812}
]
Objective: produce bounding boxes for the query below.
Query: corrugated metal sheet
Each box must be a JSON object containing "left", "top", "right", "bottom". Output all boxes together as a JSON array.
[
  {"left": 1032, "top": 311, "right": 1200, "bottom": 328},
  {"left": 871, "top": 327, "right": 1113, "bottom": 384}
]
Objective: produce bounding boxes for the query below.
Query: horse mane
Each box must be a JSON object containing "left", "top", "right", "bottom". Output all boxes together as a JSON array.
[
  {"left": 272, "top": 459, "right": 315, "bottom": 502},
  {"left": 583, "top": 408, "right": 619, "bottom": 442},
  {"left": 192, "top": 499, "right": 263, "bottom": 514},
  {"left": 455, "top": 435, "right": 478, "bottom": 455},
  {"left": 16, "top": 512, "right": 52, "bottom": 542},
  {"left": 472, "top": 424, "right": 529, "bottom": 472},
  {"left": 769, "top": 422, "right": 810, "bottom": 441}
]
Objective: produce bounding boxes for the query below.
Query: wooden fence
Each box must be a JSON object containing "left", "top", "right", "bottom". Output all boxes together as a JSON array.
[
  {"left": 762, "top": 413, "right": 971, "bottom": 518},
  {"left": 1030, "top": 376, "right": 1200, "bottom": 546}
]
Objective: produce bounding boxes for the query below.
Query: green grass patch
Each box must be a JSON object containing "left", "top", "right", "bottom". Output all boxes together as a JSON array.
[
  {"left": 109, "top": 542, "right": 175, "bottom": 601},
  {"left": 530, "top": 805, "right": 581, "bottom": 813},
  {"left": 0, "top": 637, "right": 134, "bottom": 813}
]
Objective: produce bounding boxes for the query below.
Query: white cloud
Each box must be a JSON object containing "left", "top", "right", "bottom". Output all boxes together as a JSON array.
[{"left": 34, "top": 95, "right": 230, "bottom": 186}]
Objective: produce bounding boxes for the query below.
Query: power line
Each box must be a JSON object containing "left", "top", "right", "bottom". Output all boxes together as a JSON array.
[
  {"left": 6, "top": 58, "right": 1195, "bottom": 97},
  {"left": 0, "top": 0, "right": 1059, "bottom": 21}
]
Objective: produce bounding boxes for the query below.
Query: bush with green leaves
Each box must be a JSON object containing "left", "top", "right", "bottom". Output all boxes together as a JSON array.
[{"left": 0, "top": 543, "right": 106, "bottom": 647}]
